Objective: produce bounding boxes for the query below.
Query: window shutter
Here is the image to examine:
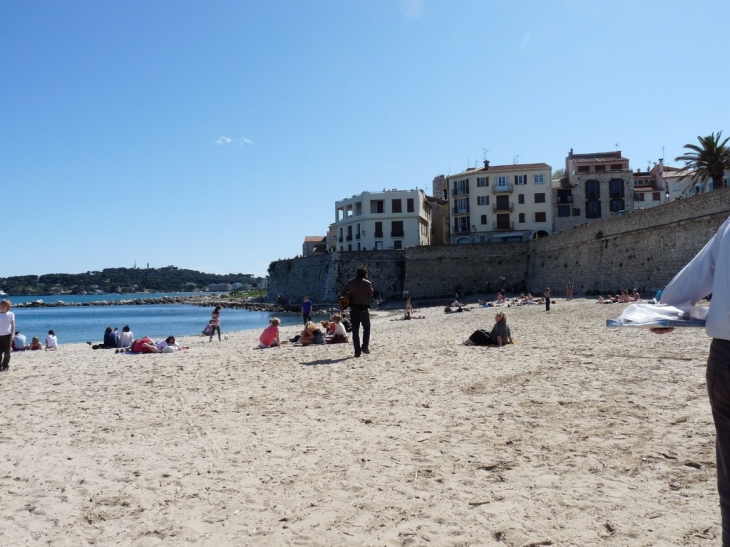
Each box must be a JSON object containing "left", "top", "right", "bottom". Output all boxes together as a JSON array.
[{"left": 514, "top": 175, "right": 518, "bottom": 184}]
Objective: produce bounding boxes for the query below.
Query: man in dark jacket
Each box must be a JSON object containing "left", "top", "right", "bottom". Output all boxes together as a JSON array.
[{"left": 341, "top": 266, "right": 374, "bottom": 358}]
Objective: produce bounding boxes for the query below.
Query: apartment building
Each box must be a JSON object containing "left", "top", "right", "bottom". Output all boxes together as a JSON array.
[
  {"left": 446, "top": 161, "right": 553, "bottom": 243},
  {"left": 333, "top": 189, "right": 432, "bottom": 251},
  {"left": 554, "top": 149, "right": 634, "bottom": 232}
]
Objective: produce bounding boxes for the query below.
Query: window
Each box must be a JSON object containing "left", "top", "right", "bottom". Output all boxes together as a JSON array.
[
  {"left": 534, "top": 193, "right": 546, "bottom": 203},
  {"left": 370, "top": 200, "right": 384, "bottom": 214},
  {"left": 480, "top": 214, "right": 487, "bottom": 225},
  {"left": 453, "top": 216, "right": 470, "bottom": 233},
  {"left": 652, "top": 192, "right": 661, "bottom": 201},
  {"left": 477, "top": 177, "right": 489, "bottom": 187},
  {"left": 518, "top": 213, "right": 525, "bottom": 223},
  {"left": 609, "top": 179, "right": 624, "bottom": 198},
  {"left": 477, "top": 196, "right": 488, "bottom": 206},
  {"left": 634, "top": 193, "right": 645, "bottom": 201},
  {"left": 454, "top": 178, "right": 469, "bottom": 195},
  {"left": 595, "top": 165, "right": 606, "bottom": 172},
  {"left": 497, "top": 176, "right": 508, "bottom": 186},
  {"left": 346, "top": 226, "right": 352, "bottom": 241},
  {"left": 535, "top": 212, "right": 547, "bottom": 222},
  {"left": 558, "top": 205, "right": 571, "bottom": 217},
  {"left": 357, "top": 243, "right": 361, "bottom": 250},
  {"left": 455, "top": 197, "right": 469, "bottom": 213},
  {"left": 407, "top": 198, "right": 414, "bottom": 212},
  {"left": 610, "top": 164, "right": 624, "bottom": 171},
  {"left": 534, "top": 174, "right": 545, "bottom": 184},
  {"left": 577, "top": 166, "right": 590, "bottom": 173},
  {"left": 572, "top": 208, "right": 581, "bottom": 216},
  {"left": 516, "top": 175, "right": 526, "bottom": 185},
  {"left": 609, "top": 199, "right": 624, "bottom": 212},
  {"left": 339, "top": 228, "right": 343, "bottom": 242},
  {"left": 518, "top": 194, "right": 525, "bottom": 204},
  {"left": 393, "top": 240, "right": 402, "bottom": 250},
  {"left": 374, "top": 221, "right": 383, "bottom": 238},
  {"left": 585, "top": 180, "right": 600, "bottom": 200},
  {"left": 391, "top": 220, "right": 404, "bottom": 237},
  {"left": 392, "top": 199, "right": 402, "bottom": 213},
  {"left": 586, "top": 200, "right": 601, "bottom": 219},
  {"left": 348, "top": 244, "right": 352, "bottom": 251}
]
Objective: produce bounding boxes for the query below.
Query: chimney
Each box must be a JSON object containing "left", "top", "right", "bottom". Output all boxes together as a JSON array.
[{"left": 483, "top": 160, "right": 490, "bottom": 170}]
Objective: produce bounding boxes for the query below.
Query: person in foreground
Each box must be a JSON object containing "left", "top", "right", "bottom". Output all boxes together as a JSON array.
[
  {"left": 259, "top": 317, "right": 281, "bottom": 348},
  {"left": 463, "top": 311, "right": 513, "bottom": 347},
  {"left": 0, "top": 300, "right": 15, "bottom": 370},
  {"left": 652, "top": 215, "right": 730, "bottom": 545},
  {"left": 340, "top": 266, "right": 374, "bottom": 358}
]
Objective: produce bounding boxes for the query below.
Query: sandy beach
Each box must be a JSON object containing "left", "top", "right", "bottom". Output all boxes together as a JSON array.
[{"left": 0, "top": 298, "right": 719, "bottom": 546}]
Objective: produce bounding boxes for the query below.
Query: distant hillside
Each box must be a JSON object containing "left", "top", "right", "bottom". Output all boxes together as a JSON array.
[{"left": 0, "top": 266, "right": 265, "bottom": 295}]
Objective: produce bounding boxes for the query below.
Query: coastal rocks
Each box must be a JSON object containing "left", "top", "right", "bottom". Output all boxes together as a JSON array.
[{"left": 11, "top": 295, "right": 290, "bottom": 312}]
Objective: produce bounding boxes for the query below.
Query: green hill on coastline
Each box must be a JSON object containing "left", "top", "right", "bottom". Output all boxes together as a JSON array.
[{"left": 0, "top": 266, "right": 264, "bottom": 296}]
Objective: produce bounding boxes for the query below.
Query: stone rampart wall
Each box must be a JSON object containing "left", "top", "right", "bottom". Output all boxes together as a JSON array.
[{"left": 268, "top": 189, "right": 730, "bottom": 301}]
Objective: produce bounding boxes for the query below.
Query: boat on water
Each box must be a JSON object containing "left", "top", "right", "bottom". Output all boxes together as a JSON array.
[{"left": 0, "top": 290, "right": 7, "bottom": 296}]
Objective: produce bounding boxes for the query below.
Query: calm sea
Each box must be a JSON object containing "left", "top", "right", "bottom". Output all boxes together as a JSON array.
[{"left": 5, "top": 293, "right": 307, "bottom": 344}]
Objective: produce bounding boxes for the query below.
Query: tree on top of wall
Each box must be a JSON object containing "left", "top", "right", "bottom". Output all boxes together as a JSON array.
[{"left": 675, "top": 131, "right": 730, "bottom": 191}]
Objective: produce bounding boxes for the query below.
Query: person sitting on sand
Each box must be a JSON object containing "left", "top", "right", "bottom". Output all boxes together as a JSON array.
[
  {"left": 92, "top": 327, "right": 119, "bottom": 349},
  {"left": 12, "top": 331, "right": 28, "bottom": 351},
  {"left": 119, "top": 325, "right": 133, "bottom": 349},
  {"left": 298, "top": 321, "right": 325, "bottom": 346},
  {"left": 29, "top": 336, "right": 43, "bottom": 350},
  {"left": 45, "top": 330, "right": 58, "bottom": 350},
  {"left": 620, "top": 289, "right": 631, "bottom": 303},
  {"left": 444, "top": 305, "right": 454, "bottom": 314},
  {"left": 632, "top": 289, "right": 641, "bottom": 302},
  {"left": 259, "top": 317, "right": 281, "bottom": 348},
  {"left": 326, "top": 314, "right": 348, "bottom": 344},
  {"left": 463, "top": 311, "right": 513, "bottom": 347},
  {"left": 406, "top": 297, "right": 413, "bottom": 315}
]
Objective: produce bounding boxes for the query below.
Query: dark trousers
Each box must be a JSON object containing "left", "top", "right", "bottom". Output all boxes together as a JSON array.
[
  {"left": 545, "top": 298, "right": 551, "bottom": 311},
  {"left": 349, "top": 307, "right": 370, "bottom": 356},
  {"left": 209, "top": 325, "right": 221, "bottom": 340},
  {"left": 302, "top": 313, "right": 311, "bottom": 326},
  {"left": 0, "top": 334, "right": 11, "bottom": 368},
  {"left": 707, "top": 338, "right": 730, "bottom": 546}
]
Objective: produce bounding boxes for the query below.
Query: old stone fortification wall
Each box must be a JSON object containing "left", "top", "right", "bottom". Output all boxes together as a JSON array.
[
  {"left": 267, "top": 251, "right": 405, "bottom": 304},
  {"left": 268, "top": 189, "right": 730, "bottom": 301},
  {"left": 403, "top": 243, "right": 529, "bottom": 298},
  {"left": 528, "top": 188, "right": 730, "bottom": 295}
]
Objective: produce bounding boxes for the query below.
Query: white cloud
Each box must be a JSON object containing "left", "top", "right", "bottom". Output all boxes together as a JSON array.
[
  {"left": 216, "top": 136, "right": 255, "bottom": 147},
  {"left": 242, "top": 138, "right": 254, "bottom": 145},
  {"left": 401, "top": 0, "right": 423, "bottom": 20},
  {"left": 216, "top": 136, "right": 233, "bottom": 145}
]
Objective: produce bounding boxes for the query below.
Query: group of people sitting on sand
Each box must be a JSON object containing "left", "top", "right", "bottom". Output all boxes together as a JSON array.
[
  {"left": 596, "top": 289, "right": 641, "bottom": 304},
  {"left": 258, "top": 314, "right": 351, "bottom": 349},
  {"left": 479, "top": 291, "right": 545, "bottom": 308},
  {"left": 12, "top": 330, "right": 57, "bottom": 351},
  {"left": 87, "top": 325, "right": 186, "bottom": 353}
]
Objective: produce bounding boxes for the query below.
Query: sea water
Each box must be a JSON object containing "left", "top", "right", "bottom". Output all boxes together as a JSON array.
[{"left": 6, "top": 294, "right": 308, "bottom": 344}]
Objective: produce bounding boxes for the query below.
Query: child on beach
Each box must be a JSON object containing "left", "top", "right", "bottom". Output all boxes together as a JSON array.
[
  {"left": 0, "top": 300, "right": 15, "bottom": 370},
  {"left": 45, "top": 329, "right": 58, "bottom": 350},
  {"left": 259, "top": 317, "right": 281, "bottom": 348},
  {"left": 326, "top": 314, "right": 348, "bottom": 344},
  {"left": 30, "top": 336, "right": 43, "bottom": 350},
  {"left": 209, "top": 305, "right": 222, "bottom": 342}
]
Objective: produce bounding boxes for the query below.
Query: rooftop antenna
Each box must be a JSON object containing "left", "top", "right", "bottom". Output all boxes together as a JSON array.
[
  {"left": 513, "top": 155, "right": 521, "bottom": 164},
  {"left": 662, "top": 145, "right": 665, "bottom": 160},
  {"left": 482, "top": 148, "right": 489, "bottom": 161},
  {"left": 615, "top": 143, "right": 619, "bottom": 151}
]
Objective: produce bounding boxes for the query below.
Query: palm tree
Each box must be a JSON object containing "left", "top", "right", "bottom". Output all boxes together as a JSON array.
[{"left": 675, "top": 131, "right": 730, "bottom": 191}]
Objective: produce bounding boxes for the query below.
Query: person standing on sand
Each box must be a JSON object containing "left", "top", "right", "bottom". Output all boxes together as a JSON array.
[
  {"left": 301, "top": 295, "right": 313, "bottom": 326},
  {"left": 544, "top": 287, "right": 551, "bottom": 312},
  {"left": 341, "top": 266, "right": 374, "bottom": 358},
  {"left": 567, "top": 281, "right": 574, "bottom": 300},
  {"left": 652, "top": 215, "right": 730, "bottom": 545},
  {"left": 209, "top": 305, "right": 222, "bottom": 342},
  {"left": 0, "top": 300, "right": 16, "bottom": 371}
]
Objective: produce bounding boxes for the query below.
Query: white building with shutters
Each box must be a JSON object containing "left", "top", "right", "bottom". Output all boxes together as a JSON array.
[{"left": 446, "top": 160, "right": 553, "bottom": 243}]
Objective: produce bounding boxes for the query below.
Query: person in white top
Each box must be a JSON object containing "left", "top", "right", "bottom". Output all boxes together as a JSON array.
[
  {"left": 45, "top": 329, "right": 58, "bottom": 350},
  {"left": 653, "top": 215, "right": 730, "bottom": 544},
  {"left": 119, "top": 325, "right": 134, "bottom": 349},
  {"left": 0, "top": 300, "right": 16, "bottom": 371},
  {"left": 156, "top": 336, "right": 182, "bottom": 352}
]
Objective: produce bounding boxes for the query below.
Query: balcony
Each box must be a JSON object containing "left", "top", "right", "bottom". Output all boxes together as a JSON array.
[
  {"left": 391, "top": 231, "right": 405, "bottom": 238},
  {"left": 492, "top": 183, "right": 513, "bottom": 194},
  {"left": 493, "top": 202, "right": 513, "bottom": 212},
  {"left": 493, "top": 221, "right": 514, "bottom": 230},
  {"left": 452, "top": 205, "right": 470, "bottom": 215},
  {"left": 338, "top": 237, "right": 343, "bottom": 242},
  {"left": 374, "top": 231, "right": 384, "bottom": 238},
  {"left": 452, "top": 226, "right": 471, "bottom": 234},
  {"left": 556, "top": 195, "right": 573, "bottom": 204},
  {"left": 356, "top": 234, "right": 360, "bottom": 240},
  {"left": 346, "top": 235, "right": 353, "bottom": 241}
]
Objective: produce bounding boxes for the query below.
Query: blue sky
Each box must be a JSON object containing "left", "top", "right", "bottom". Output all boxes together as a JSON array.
[{"left": 2, "top": 0, "right": 728, "bottom": 278}]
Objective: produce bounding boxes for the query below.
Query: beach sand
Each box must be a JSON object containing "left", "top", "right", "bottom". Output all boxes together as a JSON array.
[{"left": 0, "top": 299, "right": 718, "bottom": 546}]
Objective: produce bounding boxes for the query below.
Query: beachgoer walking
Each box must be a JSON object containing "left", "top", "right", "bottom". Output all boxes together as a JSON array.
[
  {"left": 209, "top": 305, "right": 222, "bottom": 342},
  {"left": 652, "top": 214, "right": 730, "bottom": 545},
  {"left": 301, "top": 296, "right": 313, "bottom": 326},
  {"left": 340, "top": 266, "right": 374, "bottom": 358},
  {"left": 545, "top": 287, "right": 551, "bottom": 312},
  {"left": 0, "top": 300, "right": 16, "bottom": 370}
]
